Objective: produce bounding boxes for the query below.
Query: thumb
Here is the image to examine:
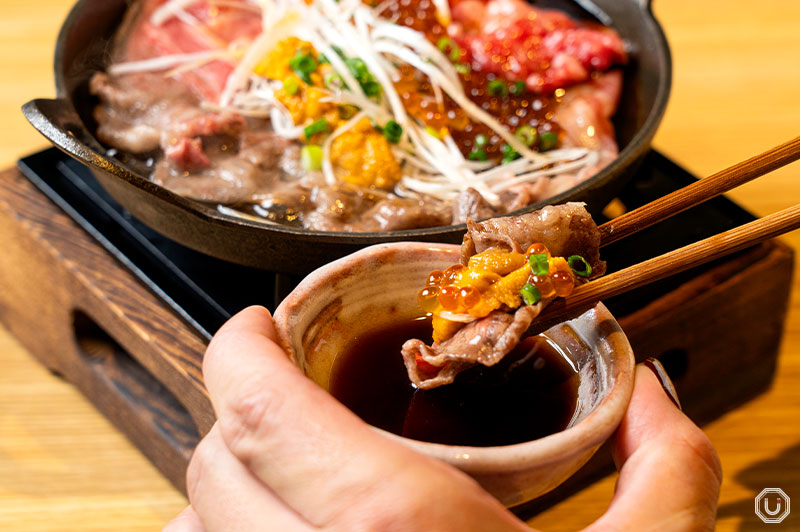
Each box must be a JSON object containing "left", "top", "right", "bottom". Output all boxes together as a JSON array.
[{"left": 583, "top": 361, "right": 722, "bottom": 532}]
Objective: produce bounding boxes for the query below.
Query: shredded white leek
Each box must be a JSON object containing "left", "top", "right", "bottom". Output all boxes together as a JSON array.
[{"left": 122, "top": 0, "right": 603, "bottom": 205}]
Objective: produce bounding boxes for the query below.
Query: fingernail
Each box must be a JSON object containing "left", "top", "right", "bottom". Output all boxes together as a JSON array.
[{"left": 643, "top": 357, "right": 682, "bottom": 410}]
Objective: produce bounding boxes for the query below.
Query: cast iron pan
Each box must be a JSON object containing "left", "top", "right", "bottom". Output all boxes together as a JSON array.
[{"left": 23, "top": 0, "right": 671, "bottom": 275}]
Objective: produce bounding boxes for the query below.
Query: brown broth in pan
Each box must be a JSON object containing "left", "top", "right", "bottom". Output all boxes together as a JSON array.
[{"left": 330, "top": 316, "right": 579, "bottom": 446}]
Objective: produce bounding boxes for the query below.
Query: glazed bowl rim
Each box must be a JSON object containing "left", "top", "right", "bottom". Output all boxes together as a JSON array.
[{"left": 274, "top": 241, "right": 635, "bottom": 472}]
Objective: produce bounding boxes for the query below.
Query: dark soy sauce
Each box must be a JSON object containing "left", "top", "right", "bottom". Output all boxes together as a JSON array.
[{"left": 330, "top": 317, "right": 579, "bottom": 446}]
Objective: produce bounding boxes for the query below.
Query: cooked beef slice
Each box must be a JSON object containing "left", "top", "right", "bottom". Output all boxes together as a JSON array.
[
  {"left": 402, "top": 202, "right": 603, "bottom": 388},
  {"left": 460, "top": 201, "right": 605, "bottom": 277},
  {"left": 402, "top": 305, "right": 542, "bottom": 389}
]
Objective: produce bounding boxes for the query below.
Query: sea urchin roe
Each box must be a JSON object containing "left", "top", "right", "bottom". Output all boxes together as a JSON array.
[
  {"left": 416, "top": 243, "right": 579, "bottom": 342},
  {"left": 329, "top": 118, "right": 403, "bottom": 189}
]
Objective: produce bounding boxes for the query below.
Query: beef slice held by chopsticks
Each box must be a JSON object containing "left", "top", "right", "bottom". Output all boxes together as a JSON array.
[{"left": 402, "top": 202, "right": 605, "bottom": 389}]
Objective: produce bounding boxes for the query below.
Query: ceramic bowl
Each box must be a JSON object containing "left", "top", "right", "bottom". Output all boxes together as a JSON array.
[{"left": 274, "top": 242, "right": 635, "bottom": 506}]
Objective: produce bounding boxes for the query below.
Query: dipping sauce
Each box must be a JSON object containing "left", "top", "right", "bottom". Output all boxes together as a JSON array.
[{"left": 330, "top": 316, "right": 579, "bottom": 446}]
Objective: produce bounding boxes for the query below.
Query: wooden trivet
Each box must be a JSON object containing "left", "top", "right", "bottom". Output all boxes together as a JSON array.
[{"left": 0, "top": 165, "right": 793, "bottom": 499}]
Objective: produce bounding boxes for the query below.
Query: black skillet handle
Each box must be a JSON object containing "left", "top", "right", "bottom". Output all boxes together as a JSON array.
[{"left": 22, "top": 98, "right": 136, "bottom": 180}]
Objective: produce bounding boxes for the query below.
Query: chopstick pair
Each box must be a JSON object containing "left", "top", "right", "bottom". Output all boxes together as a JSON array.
[{"left": 526, "top": 136, "right": 800, "bottom": 336}]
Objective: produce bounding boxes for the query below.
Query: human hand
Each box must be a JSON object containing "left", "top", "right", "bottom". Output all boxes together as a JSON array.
[{"left": 164, "top": 306, "right": 721, "bottom": 532}]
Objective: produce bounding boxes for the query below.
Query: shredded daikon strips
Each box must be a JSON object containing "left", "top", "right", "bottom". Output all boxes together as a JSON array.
[
  {"left": 195, "top": 0, "right": 600, "bottom": 203},
  {"left": 209, "top": 0, "right": 261, "bottom": 12},
  {"left": 151, "top": 0, "right": 199, "bottom": 25},
  {"left": 109, "top": 50, "right": 233, "bottom": 75},
  {"left": 219, "top": 7, "right": 301, "bottom": 106}
]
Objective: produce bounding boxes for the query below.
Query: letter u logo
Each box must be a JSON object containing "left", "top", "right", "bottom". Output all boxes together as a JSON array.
[{"left": 763, "top": 498, "right": 782, "bottom": 516}]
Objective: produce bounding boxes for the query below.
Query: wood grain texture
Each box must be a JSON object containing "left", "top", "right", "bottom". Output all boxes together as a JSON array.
[
  {"left": 599, "top": 136, "right": 800, "bottom": 246},
  {"left": 1, "top": 1, "right": 799, "bottom": 532},
  {"left": 531, "top": 204, "right": 800, "bottom": 335}
]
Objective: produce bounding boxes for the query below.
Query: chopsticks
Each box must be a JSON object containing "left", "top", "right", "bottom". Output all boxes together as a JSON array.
[
  {"left": 528, "top": 203, "right": 800, "bottom": 335},
  {"left": 598, "top": 136, "right": 800, "bottom": 246},
  {"left": 525, "top": 136, "right": 800, "bottom": 336}
]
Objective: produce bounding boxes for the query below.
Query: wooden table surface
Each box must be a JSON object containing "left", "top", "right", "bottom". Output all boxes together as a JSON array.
[{"left": 1, "top": 1, "right": 799, "bottom": 530}]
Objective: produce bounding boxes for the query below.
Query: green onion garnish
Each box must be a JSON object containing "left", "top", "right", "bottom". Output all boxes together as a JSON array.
[
  {"left": 324, "top": 73, "right": 345, "bottom": 89},
  {"left": 487, "top": 79, "right": 508, "bottom": 97},
  {"left": 362, "top": 80, "right": 381, "bottom": 98},
  {"left": 454, "top": 63, "right": 470, "bottom": 75},
  {"left": 514, "top": 125, "right": 537, "bottom": 147},
  {"left": 511, "top": 81, "right": 526, "bottom": 95},
  {"left": 436, "top": 37, "right": 462, "bottom": 61},
  {"left": 529, "top": 253, "right": 549, "bottom": 276},
  {"left": 568, "top": 255, "right": 592, "bottom": 277},
  {"left": 282, "top": 77, "right": 299, "bottom": 95},
  {"left": 425, "top": 126, "right": 441, "bottom": 139},
  {"left": 289, "top": 50, "right": 317, "bottom": 84},
  {"left": 301, "top": 145, "right": 323, "bottom": 171},
  {"left": 345, "top": 57, "right": 368, "bottom": 79},
  {"left": 468, "top": 148, "right": 488, "bottom": 161},
  {"left": 338, "top": 105, "right": 356, "bottom": 119},
  {"left": 383, "top": 120, "right": 403, "bottom": 144},
  {"left": 474, "top": 134, "right": 488, "bottom": 148},
  {"left": 501, "top": 143, "right": 519, "bottom": 164},
  {"left": 521, "top": 283, "right": 542, "bottom": 305},
  {"left": 539, "top": 131, "right": 559, "bottom": 151},
  {"left": 304, "top": 118, "right": 330, "bottom": 139}
]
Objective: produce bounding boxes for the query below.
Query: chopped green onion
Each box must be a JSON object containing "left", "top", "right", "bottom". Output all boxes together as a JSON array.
[
  {"left": 529, "top": 253, "right": 549, "bottom": 276},
  {"left": 487, "top": 80, "right": 508, "bottom": 97},
  {"left": 436, "top": 37, "right": 462, "bottom": 61},
  {"left": 324, "top": 72, "right": 345, "bottom": 89},
  {"left": 331, "top": 45, "right": 345, "bottom": 59},
  {"left": 511, "top": 81, "right": 526, "bottom": 95},
  {"left": 568, "top": 255, "right": 592, "bottom": 277},
  {"left": 474, "top": 134, "right": 488, "bottom": 148},
  {"left": 362, "top": 80, "right": 381, "bottom": 98},
  {"left": 521, "top": 283, "right": 542, "bottom": 305},
  {"left": 383, "top": 120, "right": 403, "bottom": 144},
  {"left": 501, "top": 143, "right": 519, "bottom": 163},
  {"left": 539, "top": 131, "right": 559, "bottom": 151},
  {"left": 304, "top": 118, "right": 330, "bottom": 139},
  {"left": 468, "top": 148, "right": 488, "bottom": 161},
  {"left": 282, "top": 77, "right": 299, "bottom": 95},
  {"left": 338, "top": 105, "right": 356, "bottom": 119},
  {"left": 289, "top": 50, "right": 317, "bottom": 85},
  {"left": 514, "top": 125, "right": 538, "bottom": 147},
  {"left": 345, "top": 57, "right": 369, "bottom": 81},
  {"left": 301, "top": 145, "right": 323, "bottom": 171},
  {"left": 345, "top": 57, "right": 380, "bottom": 98},
  {"left": 454, "top": 63, "right": 470, "bottom": 75},
  {"left": 425, "top": 126, "right": 441, "bottom": 139}
]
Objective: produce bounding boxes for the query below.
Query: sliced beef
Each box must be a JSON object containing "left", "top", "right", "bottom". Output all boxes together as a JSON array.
[
  {"left": 460, "top": 202, "right": 605, "bottom": 276},
  {"left": 402, "top": 305, "right": 543, "bottom": 389},
  {"left": 152, "top": 129, "right": 301, "bottom": 204},
  {"left": 452, "top": 188, "right": 499, "bottom": 224},
  {"left": 119, "top": 0, "right": 262, "bottom": 102},
  {"left": 403, "top": 202, "right": 603, "bottom": 388},
  {"left": 450, "top": 0, "right": 626, "bottom": 94},
  {"left": 353, "top": 197, "right": 451, "bottom": 232}
]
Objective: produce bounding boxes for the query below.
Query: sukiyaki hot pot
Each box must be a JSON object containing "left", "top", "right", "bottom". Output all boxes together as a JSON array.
[
  {"left": 23, "top": 0, "right": 670, "bottom": 273},
  {"left": 273, "top": 240, "right": 635, "bottom": 506}
]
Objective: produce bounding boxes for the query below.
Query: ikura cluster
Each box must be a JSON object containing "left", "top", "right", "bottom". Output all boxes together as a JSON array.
[{"left": 417, "top": 244, "right": 592, "bottom": 342}]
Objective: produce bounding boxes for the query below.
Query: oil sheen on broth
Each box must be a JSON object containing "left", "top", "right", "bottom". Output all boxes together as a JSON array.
[{"left": 330, "top": 317, "right": 579, "bottom": 446}]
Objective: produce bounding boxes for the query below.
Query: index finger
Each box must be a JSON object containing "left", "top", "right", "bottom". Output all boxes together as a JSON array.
[{"left": 202, "top": 306, "right": 443, "bottom": 527}]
